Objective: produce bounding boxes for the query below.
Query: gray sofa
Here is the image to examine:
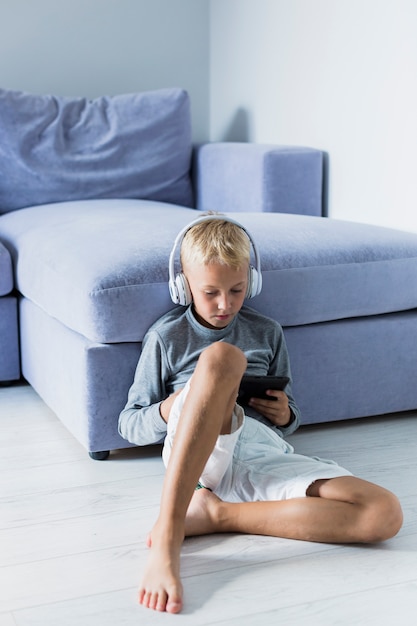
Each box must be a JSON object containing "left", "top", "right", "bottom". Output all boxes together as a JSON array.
[
  {"left": 0, "top": 240, "right": 20, "bottom": 382},
  {"left": 1, "top": 87, "right": 417, "bottom": 459}
]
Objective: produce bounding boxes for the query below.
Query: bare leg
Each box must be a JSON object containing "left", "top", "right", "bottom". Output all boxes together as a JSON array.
[
  {"left": 185, "top": 476, "right": 403, "bottom": 544},
  {"left": 139, "top": 342, "right": 247, "bottom": 613}
]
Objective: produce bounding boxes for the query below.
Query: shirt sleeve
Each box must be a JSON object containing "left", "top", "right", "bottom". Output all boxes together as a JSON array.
[
  {"left": 118, "top": 330, "right": 170, "bottom": 446},
  {"left": 245, "top": 323, "right": 301, "bottom": 437},
  {"left": 270, "top": 327, "right": 300, "bottom": 436}
]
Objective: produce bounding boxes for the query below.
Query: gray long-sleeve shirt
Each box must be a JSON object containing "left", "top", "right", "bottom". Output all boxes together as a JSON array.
[{"left": 118, "top": 304, "right": 300, "bottom": 446}]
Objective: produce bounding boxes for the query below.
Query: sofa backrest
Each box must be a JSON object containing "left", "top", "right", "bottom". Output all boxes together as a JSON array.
[{"left": 0, "top": 87, "right": 194, "bottom": 214}]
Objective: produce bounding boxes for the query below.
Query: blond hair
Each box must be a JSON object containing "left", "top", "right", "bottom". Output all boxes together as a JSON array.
[{"left": 180, "top": 218, "right": 251, "bottom": 271}]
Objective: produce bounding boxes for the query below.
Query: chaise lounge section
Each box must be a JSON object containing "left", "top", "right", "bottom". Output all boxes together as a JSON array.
[{"left": 1, "top": 87, "right": 416, "bottom": 459}]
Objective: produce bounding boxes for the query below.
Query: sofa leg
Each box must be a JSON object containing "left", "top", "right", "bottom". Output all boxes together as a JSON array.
[{"left": 89, "top": 450, "right": 110, "bottom": 461}]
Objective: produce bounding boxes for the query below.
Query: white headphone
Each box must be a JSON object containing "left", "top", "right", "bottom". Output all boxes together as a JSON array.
[{"left": 168, "top": 215, "right": 262, "bottom": 306}]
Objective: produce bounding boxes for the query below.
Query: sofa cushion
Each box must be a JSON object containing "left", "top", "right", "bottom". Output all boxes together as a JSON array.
[
  {"left": 0, "top": 241, "right": 13, "bottom": 295},
  {"left": 0, "top": 88, "right": 193, "bottom": 213},
  {"left": 1, "top": 199, "right": 417, "bottom": 343},
  {"left": 250, "top": 215, "right": 417, "bottom": 327}
]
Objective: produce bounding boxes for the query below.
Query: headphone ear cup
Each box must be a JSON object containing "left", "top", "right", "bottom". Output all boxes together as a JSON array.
[
  {"left": 175, "top": 273, "right": 192, "bottom": 306},
  {"left": 246, "top": 266, "right": 262, "bottom": 299},
  {"left": 169, "top": 277, "right": 179, "bottom": 304}
]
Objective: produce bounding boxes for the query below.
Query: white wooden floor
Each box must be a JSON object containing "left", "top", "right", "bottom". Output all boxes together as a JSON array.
[{"left": 1, "top": 382, "right": 417, "bottom": 626}]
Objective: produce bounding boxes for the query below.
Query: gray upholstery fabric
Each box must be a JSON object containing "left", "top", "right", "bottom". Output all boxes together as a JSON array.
[
  {"left": 0, "top": 241, "right": 13, "bottom": 295},
  {"left": 0, "top": 298, "right": 20, "bottom": 381},
  {"left": 0, "top": 87, "right": 193, "bottom": 213},
  {"left": 2, "top": 199, "right": 417, "bottom": 343},
  {"left": 196, "top": 143, "right": 323, "bottom": 216}
]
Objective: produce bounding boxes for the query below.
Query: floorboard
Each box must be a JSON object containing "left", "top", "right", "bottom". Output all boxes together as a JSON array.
[{"left": 1, "top": 382, "right": 416, "bottom": 625}]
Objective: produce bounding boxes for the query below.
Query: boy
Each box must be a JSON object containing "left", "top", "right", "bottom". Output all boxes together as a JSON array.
[{"left": 119, "top": 215, "right": 402, "bottom": 614}]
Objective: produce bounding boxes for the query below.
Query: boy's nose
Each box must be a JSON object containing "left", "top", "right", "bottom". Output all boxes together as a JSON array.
[{"left": 218, "top": 294, "right": 230, "bottom": 310}]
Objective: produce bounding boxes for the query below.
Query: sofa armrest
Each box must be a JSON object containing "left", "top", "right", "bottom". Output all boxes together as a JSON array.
[{"left": 194, "top": 142, "right": 323, "bottom": 216}]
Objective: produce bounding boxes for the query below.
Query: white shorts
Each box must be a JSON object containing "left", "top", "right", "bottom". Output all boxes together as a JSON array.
[
  {"left": 162, "top": 378, "right": 245, "bottom": 491},
  {"left": 162, "top": 378, "right": 352, "bottom": 502}
]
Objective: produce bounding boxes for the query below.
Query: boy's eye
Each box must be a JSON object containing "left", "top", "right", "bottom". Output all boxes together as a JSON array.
[{"left": 204, "top": 289, "right": 243, "bottom": 296}]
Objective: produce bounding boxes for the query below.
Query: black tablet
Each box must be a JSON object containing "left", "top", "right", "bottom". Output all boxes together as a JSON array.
[{"left": 237, "top": 375, "right": 289, "bottom": 404}]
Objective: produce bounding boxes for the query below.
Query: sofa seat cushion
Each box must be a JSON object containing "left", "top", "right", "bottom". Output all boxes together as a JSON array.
[
  {"left": 0, "top": 200, "right": 197, "bottom": 342},
  {"left": 0, "top": 241, "right": 13, "bottom": 295},
  {"left": 0, "top": 87, "right": 193, "bottom": 213},
  {"left": 250, "top": 215, "right": 417, "bottom": 327},
  {"left": 1, "top": 199, "right": 417, "bottom": 343}
]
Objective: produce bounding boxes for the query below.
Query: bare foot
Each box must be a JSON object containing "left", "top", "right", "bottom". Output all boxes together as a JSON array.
[
  {"left": 138, "top": 524, "right": 184, "bottom": 613},
  {"left": 140, "top": 489, "right": 224, "bottom": 612},
  {"left": 185, "top": 487, "right": 224, "bottom": 536}
]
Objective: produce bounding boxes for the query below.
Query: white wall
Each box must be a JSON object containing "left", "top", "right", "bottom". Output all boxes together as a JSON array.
[
  {"left": 2, "top": 0, "right": 416, "bottom": 231},
  {"left": 210, "top": 0, "right": 417, "bottom": 232},
  {"left": 0, "top": 0, "right": 210, "bottom": 141}
]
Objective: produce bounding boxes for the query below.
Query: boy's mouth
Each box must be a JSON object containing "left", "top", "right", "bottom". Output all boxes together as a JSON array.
[{"left": 214, "top": 313, "right": 233, "bottom": 325}]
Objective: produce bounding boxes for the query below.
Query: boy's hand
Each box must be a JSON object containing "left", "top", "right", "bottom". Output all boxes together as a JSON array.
[
  {"left": 248, "top": 390, "right": 292, "bottom": 427},
  {"left": 160, "top": 389, "right": 183, "bottom": 423}
]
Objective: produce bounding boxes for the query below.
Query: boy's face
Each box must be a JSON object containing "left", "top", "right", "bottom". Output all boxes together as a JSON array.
[{"left": 185, "top": 261, "right": 248, "bottom": 329}]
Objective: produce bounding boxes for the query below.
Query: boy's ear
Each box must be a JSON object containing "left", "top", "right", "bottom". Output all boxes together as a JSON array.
[{"left": 169, "top": 272, "right": 193, "bottom": 306}]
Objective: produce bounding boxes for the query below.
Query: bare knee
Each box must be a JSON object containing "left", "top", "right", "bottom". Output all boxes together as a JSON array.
[
  {"left": 358, "top": 490, "right": 403, "bottom": 543},
  {"left": 198, "top": 342, "right": 247, "bottom": 383},
  {"left": 315, "top": 477, "right": 403, "bottom": 544}
]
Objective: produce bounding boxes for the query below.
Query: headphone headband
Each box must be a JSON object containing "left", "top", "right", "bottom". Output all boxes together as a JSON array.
[{"left": 168, "top": 214, "right": 262, "bottom": 305}]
